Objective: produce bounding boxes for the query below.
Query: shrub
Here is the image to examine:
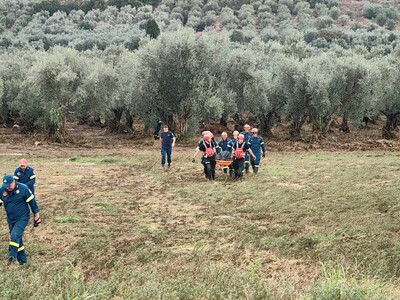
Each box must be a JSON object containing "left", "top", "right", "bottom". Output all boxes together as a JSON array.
[
  {"left": 386, "top": 18, "right": 396, "bottom": 31},
  {"left": 329, "top": 7, "right": 340, "bottom": 20},
  {"left": 363, "top": 3, "right": 382, "bottom": 19},
  {"left": 260, "top": 26, "right": 279, "bottom": 42},
  {"left": 312, "top": 37, "right": 329, "bottom": 48},
  {"left": 338, "top": 14, "right": 350, "bottom": 26},
  {"left": 375, "top": 12, "right": 387, "bottom": 26},
  {"left": 279, "top": 0, "right": 295, "bottom": 14},
  {"left": 317, "top": 15, "right": 333, "bottom": 29}
]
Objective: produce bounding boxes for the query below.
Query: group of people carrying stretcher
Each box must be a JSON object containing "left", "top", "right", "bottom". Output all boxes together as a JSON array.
[{"left": 192, "top": 124, "right": 267, "bottom": 180}]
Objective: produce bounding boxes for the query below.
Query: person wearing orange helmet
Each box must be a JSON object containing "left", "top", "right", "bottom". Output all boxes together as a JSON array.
[
  {"left": 192, "top": 133, "right": 217, "bottom": 180},
  {"left": 240, "top": 124, "right": 252, "bottom": 173},
  {"left": 231, "top": 134, "right": 255, "bottom": 179},
  {"left": 13, "top": 159, "right": 36, "bottom": 194}
]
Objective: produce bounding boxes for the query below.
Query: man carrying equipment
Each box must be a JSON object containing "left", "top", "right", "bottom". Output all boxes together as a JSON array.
[
  {"left": 231, "top": 134, "right": 255, "bottom": 179},
  {"left": 0, "top": 174, "right": 41, "bottom": 266},
  {"left": 192, "top": 133, "right": 217, "bottom": 180}
]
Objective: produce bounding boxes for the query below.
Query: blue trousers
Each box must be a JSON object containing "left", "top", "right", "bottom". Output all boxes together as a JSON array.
[
  {"left": 8, "top": 217, "right": 29, "bottom": 264},
  {"left": 251, "top": 152, "right": 261, "bottom": 168},
  {"left": 161, "top": 147, "right": 172, "bottom": 165},
  {"left": 244, "top": 152, "right": 250, "bottom": 170}
]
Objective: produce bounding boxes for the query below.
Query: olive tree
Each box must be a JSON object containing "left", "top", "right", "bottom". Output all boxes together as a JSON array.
[
  {"left": 23, "top": 47, "right": 84, "bottom": 137},
  {"left": 126, "top": 30, "right": 230, "bottom": 135},
  {"left": 365, "top": 57, "right": 400, "bottom": 139}
]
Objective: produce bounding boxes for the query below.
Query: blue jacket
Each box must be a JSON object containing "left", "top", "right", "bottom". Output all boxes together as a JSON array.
[
  {"left": 216, "top": 138, "right": 232, "bottom": 154},
  {"left": 0, "top": 183, "right": 40, "bottom": 222},
  {"left": 14, "top": 166, "right": 36, "bottom": 193},
  {"left": 240, "top": 131, "right": 252, "bottom": 143},
  {"left": 249, "top": 136, "right": 266, "bottom": 155}
]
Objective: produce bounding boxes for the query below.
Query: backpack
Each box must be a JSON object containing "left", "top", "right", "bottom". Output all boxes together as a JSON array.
[
  {"left": 203, "top": 141, "right": 215, "bottom": 157},
  {"left": 234, "top": 142, "right": 245, "bottom": 159}
]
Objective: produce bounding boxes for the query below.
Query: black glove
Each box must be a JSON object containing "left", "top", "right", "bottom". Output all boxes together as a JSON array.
[
  {"left": 262, "top": 153, "right": 266, "bottom": 158},
  {"left": 192, "top": 158, "right": 196, "bottom": 163},
  {"left": 33, "top": 217, "right": 41, "bottom": 227}
]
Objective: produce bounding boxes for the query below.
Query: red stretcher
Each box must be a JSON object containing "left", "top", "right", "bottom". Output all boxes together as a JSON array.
[{"left": 215, "top": 159, "right": 233, "bottom": 167}]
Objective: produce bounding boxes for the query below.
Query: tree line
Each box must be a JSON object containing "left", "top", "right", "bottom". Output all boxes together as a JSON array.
[
  {"left": 1, "top": 0, "right": 400, "bottom": 54},
  {"left": 1, "top": 29, "right": 399, "bottom": 140}
]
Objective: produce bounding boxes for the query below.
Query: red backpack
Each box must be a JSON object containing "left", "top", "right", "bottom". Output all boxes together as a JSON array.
[
  {"left": 234, "top": 142, "right": 245, "bottom": 159},
  {"left": 203, "top": 141, "right": 215, "bottom": 157}
]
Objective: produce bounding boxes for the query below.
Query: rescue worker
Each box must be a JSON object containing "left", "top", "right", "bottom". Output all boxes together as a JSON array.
[
  {"left": 160, "top": 125, "right": 176, "bottom": 170},
  {"left": 216, "top": 132, "right": 232, "bottom": 174},
  {"left": 248, "top": 128, "right": 266, "bottom": 174},
  {"left": 14, "top": 159, "right": 36, "bottom": 195},
  {"left": 0, "top": 174, "right": 41, "bottom": 265},
  {"left": 232, "top": 130, "right": 239, "bottom": 141},
  {"left": 231, "top": 134, "right": 255, "bottom": 179},
  {"left": 192, "top": 133, "right": 216, "bottom": 180},
  {"left": 153, "top": 120, "right": 162, "bottom": 140},
  {"left": 229, "top": 131, "right": 239, "bottom": 177},
  {"left": 240, "top": 124, "right": 252, "bottom": 173}
]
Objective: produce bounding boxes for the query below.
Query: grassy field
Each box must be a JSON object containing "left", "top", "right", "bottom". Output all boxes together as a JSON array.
[{"left": 0, "top": 140, "right": 399, "bottom": 299}]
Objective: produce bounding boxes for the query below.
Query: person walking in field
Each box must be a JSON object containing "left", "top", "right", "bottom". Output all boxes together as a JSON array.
[
  {"left": 192, "top": 133, "right": 217, "bottom": 180},
  {"left": 153, "top": 120, "right": 162, "bottom": 140},
  {"left": 216, "top": 132, "right": 232, "bottom": 174},
  {"left": 231, "top": 134, "right": 255, "bottom": 179},
  {"left": 240, "top": 124, "right": 252, "bottom": 173},
  {"left": 0, "top": 174, "right": 41, "bottom": 266},
  {"left": 14, "top": 159, "right": 36, "bottom": 195},
  {"left": 248, "top": 128, "right": 266, "bottom": 174},
  {"left": 229, "top": 130, "right": 239, "bottom": 177},
  {"left": 232, "top": 130, "right": 239, "bottom": 141},
  {"left": 160, "top": 125, "right": 176, "bottom": 170}
]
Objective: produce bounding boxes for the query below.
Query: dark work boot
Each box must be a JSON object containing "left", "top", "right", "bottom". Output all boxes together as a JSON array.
[{"left": 254, "top": 167, "right": 259, "bottom": 174}]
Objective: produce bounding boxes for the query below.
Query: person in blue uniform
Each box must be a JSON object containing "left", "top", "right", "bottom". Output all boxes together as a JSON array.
[
  {"left": 248, "top": 128, "right": 266, "bottom": 174},
  {"left": 153, "top": 120, "right": 162, "bottom": 140},
  {"left": 240, "top": 124, "right": 252, "bottom": 173},
  {"left": 160, "top": 125, "right": 176, "bottom": 170},
  {"left": 14, "top": 159, "right": 36, "bottom": 194},
  {"left": 0, "top": 174, "right": 41, "bottom": 265},
  {"left": 231, "top": 134, "right": 255, "bottom": 179},
  {"left": 216, "top": 132, "right": 232, "bottom": 174}
]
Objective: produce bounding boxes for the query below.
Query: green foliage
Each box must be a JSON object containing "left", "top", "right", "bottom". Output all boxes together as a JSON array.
[
  {"left": 317, "top": 15, "right": 333, "bottom": 29},
  {"left": 338, "top": 14, "right": 350, "bottom": 26},
  {"left": 307, "top": 264, "right": 390, "bottom": 300},
  {"left": 144, "top": 19, "right": 160, "bottom": 39}
]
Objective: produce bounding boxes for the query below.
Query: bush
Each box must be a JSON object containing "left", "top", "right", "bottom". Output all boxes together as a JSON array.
[
  {"left": 363, "top": 4, "right": 382, "bottom": 19},
  {"left": 375, "top": 12, "right": 387, "bottom": 26},
  {"left": 304, "top": 28, "right": 317, "bottom": 43},
  {"left": 338, "top": 14, "right": 350, "bottom": 26},
  {"left": 386, "top": 18, "right": 396, "bottom": 30},
  {"left": 279, "top": 0, "right": 295, "bottom": 14},
  {"left": 329, "top": 7, "right": 340, "bottom": 20},
  {"left": 351, "top": 22, "right": 363, "bottom": 31},
  {"left": 260, "top": 26, "right": 279, "bottom": 42},
  {"left": 367, "top": 23, "right": 378, "bottom": 32},
  {"left": 311, "top": 37, "right": 329, "bottom": 48},
  {"left": 317, "top": 15, "right": 333, "bottom": 29}
]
